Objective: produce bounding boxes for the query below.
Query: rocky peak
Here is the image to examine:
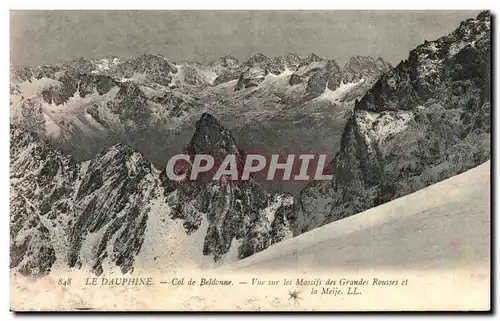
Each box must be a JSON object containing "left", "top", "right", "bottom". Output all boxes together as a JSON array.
[
  {"left": 298, "top": 53, "right": 323, "bottom": 68},
  {"left": 115, "top": 53, "right": 178, "bottom": 86},
  {"left": 96, "top": 142, "right": 145, "bottom": 164},
  {"left": 160, "top": 113, "right": 246, "bottom": 186},
  {"left": 162, "top": 113, "right": 246, "bottom": 186},
  {"left": 477, "top": 10, "right": 490, "bottom": 19},
  {"left": 375, "top": 57, "right": 392, "bottom": 69},
  {"left": 342, "top": 55, "right": 392, "bottom": 83},
  {"left": 63, "top": 57, "right": 95, "bottom": 74},
  {"left": 163, "top": 113, "right": 300, "bottom": 262},
  {"left": 187, "top": 113, "right": 245, "bottom": 160},
  {"left": 34, "top": 65, "right": 60, "bottom": 80},
  {"left": 10, "top": 65, "right": 34, "bottom": 85},
  {"left": 211, "top": 55, "right": 240, "bottom": 69},
  {"left": 233, "top": 54, "right": 272, "bottom": 90},
  {"left": 211, "top": 56, "right": 244, "bottom": 86},
  {"left": 276, "top": 52, "right": 302, "bottom": 67},
  {"left": 356, "top": 11, "right": 490, "bottom": 113},
  {"left": 268, "top": 53, "right": 302, "bottom": 75},
  {"left": 299, "top": 11, "right": 491, "bottom": 231},
  {"left": 344, "top": 55, "right": 390, "bottom": 73},
  {"left": 245, "top": 53, "right": 270, "bottom": 67},
  {"left": 283, "top": 52, "right": 302, "bottom": 63}
]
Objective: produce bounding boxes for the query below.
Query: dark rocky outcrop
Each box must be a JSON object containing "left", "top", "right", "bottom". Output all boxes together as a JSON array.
[
  {"left": 161, "top": 113, "right": 299, "bottom": 260},
  {"left": 299, "top": 11, "right": 491, "bottom": 230},
  {"left": 10, "top": 126, "right": 155, "bottom": 276},
  {"left": 114, "top": 53, "right": 178, "bottom": 86},
  {"left": 11, "top": 113, "right": 299, "bottom": 278}
]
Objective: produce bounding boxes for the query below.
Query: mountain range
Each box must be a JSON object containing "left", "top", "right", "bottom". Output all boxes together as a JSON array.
[
  {"left": 10, "top": 11, "right": 491, "bottom": 278},
  {"left": 10, "top": 50, "right": 392, "bottom": 177}
]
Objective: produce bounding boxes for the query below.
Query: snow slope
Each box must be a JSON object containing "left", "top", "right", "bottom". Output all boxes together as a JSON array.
[
  {"left": 223, "top": 160, "right": 490, "bottom": 271},
  {"left": 10, "top": 161, "right": 490, "bottom": 312}
]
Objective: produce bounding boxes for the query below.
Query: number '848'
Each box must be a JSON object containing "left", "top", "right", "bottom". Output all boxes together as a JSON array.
[{"left": 58, "top": 278, "right": 71, "bottom": 286}]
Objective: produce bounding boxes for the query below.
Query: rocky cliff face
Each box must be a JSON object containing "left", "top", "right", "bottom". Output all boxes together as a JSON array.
[
  {"left": 234, "top": 53, "right": 304, "bottom": 90},
  {"left": 10, "top": 126, "right": 78, "bottom": 277},
  {"left": 268, "top": 53, "right": 302, "bottom": 74},
  {"left": 161, "top": 113, "right": 300, "bottom": 260},
  {"left": 10, "top": 113, "right": 298, "bottom": 278},
  {"left": 10, "top": 125, "right": 159, "bottom": 277},
  {"left": 210, "top": 55, "right": 242, "bottom": 85},
  {"left": 339, "top": 56, "right": 393, "bottom": 103},
  {"left": 282, "top": 53, "right": 392, "bottom": 107},
  {"left": 299, "top": 11, "right": 491, "bottom": 230},
  {"left": 113, "top": 53, "right": 178, "bottom": 86}
]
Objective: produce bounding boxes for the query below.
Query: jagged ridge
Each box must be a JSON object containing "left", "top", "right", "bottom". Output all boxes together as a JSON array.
[
  {"left": 299, "top": 11, "right": 491, "bottom": 230},
  {"left": 10, "top": 112, "right": 299, "bottom": 278}
]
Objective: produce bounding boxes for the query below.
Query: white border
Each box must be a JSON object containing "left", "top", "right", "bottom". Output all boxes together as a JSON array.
[{"left": 2, "top": 1, "right": 498, "bottom": 10}]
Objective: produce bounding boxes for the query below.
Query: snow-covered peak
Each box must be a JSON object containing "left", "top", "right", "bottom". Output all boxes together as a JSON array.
[
  {"left": 357, "top": 11, "right": 490, "bottom": 113},
  {"left": 300, "top": 11, "right": 491, "bottom": 232}
]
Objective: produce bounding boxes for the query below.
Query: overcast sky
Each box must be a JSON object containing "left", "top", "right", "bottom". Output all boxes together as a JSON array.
[{"left": 10, "top": 10, "right": 480, "bottom": 67}]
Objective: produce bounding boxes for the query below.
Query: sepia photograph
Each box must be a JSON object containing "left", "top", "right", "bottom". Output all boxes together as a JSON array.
[{"left": 8, "top": 9, "right": 492, "bottom": 311}]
